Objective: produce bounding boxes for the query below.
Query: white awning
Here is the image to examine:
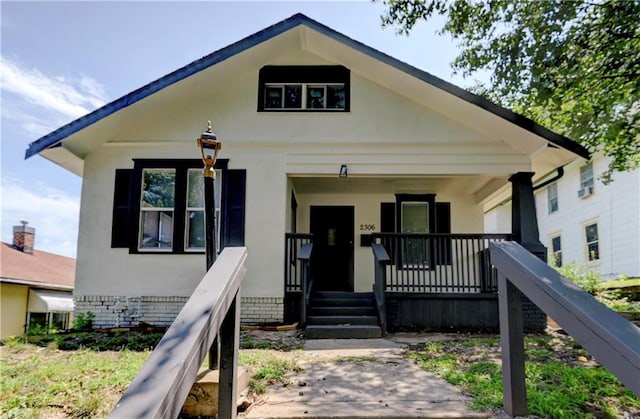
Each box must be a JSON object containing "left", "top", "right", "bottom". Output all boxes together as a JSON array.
[{"left": 28, "top": 289, "right": 74, "bottom": 313}]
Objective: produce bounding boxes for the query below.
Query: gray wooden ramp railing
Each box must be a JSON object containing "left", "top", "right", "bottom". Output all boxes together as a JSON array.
[
  {"left": 109, "top": 247, "right": 248, "bottom": 419},
  {"left": 490, "top": 241, "right": 639, "bottom": 417}
]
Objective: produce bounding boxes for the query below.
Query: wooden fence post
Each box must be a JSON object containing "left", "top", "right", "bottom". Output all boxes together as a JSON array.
[
  {"left": 498, "top": 273, "right": 527, "bottom": 417},
  {"left": 218, "top": 293, "right": 239, "bottom": 419}
]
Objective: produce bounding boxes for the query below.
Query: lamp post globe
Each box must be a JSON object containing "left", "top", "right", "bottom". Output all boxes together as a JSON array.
[{"left": 196, "top": 121, "right": 222, "bottom": 270}]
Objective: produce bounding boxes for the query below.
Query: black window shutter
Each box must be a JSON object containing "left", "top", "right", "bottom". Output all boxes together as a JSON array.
[
  {"left": 380, "top": 202, "right": 395, "bottom": 233},
  {"left": 435, "top": 202, "right": 452, "bottom": 265},
  {"left": 221, "top": 169, "right": 246, "bottom": 248},
  {"left": 379, "top": 202, "right": 396, "bottom": 261},
  {"left": 111, "top": 169, "right": 133, "bottom": 248}
]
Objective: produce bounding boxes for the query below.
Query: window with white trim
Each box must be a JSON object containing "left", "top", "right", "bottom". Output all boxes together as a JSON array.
[
  {"left": 184, "top": 169, "right": 222, "bottom": 252},
  {"left": 111, "top": 159, "right": 246, "bottom": 254},
  {"left": 550, "top": 235, "right": 562, "bottom": 267},
  {"left": 134, "top": 161, "right": 221, "bottom": 253},
  {"left": 580, "top": 163, "right": 594, "bottom": 189},
  {"left": 547, "top": 183, "right": 559, "bottom": 213},
  {"left": 401, "top": 202, "right": 430, "bottom": 268},
  {"left": 584, "top": 222, "right": 599, "bottom": 262},
  {"left": 139, "top": 168, "right": 176, "bottom": 250}
]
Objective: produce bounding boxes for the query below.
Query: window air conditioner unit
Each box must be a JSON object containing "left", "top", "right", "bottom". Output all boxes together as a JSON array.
[{"left": 577, "top": 186, "right": 593, "bottom": 199}]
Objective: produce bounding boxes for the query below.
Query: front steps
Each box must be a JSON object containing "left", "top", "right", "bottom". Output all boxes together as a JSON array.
[{"left": 306, "top": 291, "right": 382, "bottom": 339}]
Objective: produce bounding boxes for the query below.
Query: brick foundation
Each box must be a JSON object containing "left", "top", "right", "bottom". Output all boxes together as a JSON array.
[
  {"left": 75, "top": 295, "right": 284, "bottom": 328},
  {"left": 240, "top": 297, "right": 284, "bottom": 324}
]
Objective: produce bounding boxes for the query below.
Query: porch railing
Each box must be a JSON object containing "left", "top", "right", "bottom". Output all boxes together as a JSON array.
[
  {"left": 109, "top": 247, "right": 248, "bottom": 419},
  {"left": 372, "top": 243, "right": 389, "bottom": 335},
  {"left": 371, "top": 233, "right": 512, "bottom": 293},
  {"left": 299, "top": 243, "right": 313, "bottom": 326},
  {"left": 490, "top": 241, "right": 639, "bottom": 416},
  {"left": 284, "top": 233, "right": 314, "bottom": 293}
]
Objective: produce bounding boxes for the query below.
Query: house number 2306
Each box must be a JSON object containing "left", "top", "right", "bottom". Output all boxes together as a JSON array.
[{"left": 359, "top": 224, "right": 376, "bottom": 231}]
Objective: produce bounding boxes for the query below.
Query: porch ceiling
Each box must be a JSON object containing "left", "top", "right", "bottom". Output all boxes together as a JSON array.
[{"left": 291, "top": 175, "right": 505, "bottom": 197}]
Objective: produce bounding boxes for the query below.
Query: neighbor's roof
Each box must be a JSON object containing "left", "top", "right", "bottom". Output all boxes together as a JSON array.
[
  {"left": 25, "top": 13, "right": 589, "bottom": 160},
  {"left": 0, "top": 243, "right": 75, "bottom": 290}
]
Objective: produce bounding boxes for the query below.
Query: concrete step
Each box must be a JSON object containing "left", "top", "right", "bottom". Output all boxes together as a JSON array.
[
  {"left": 309, "top": 306, "right": 377, "bottom": 317},
  {"left": 307, "top": 315, "right": 379, "bottom": 326},
  {"left": 306, "top": 324, "right": 382, "bottom": 339}
]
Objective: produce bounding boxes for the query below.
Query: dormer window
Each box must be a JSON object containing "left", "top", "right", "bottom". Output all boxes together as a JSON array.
[{"left": 258, "top": 66, "right": 350, "bottom": 112}]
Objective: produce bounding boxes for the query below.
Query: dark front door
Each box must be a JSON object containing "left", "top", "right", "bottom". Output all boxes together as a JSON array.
[{"left": 310, "top": 206, "right": 354, "bottom": 291}]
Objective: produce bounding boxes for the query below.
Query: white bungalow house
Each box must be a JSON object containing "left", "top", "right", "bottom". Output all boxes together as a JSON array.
[
  {"left": 485, "top": 155, "right": 640, "bottom": 281},
  {"left": 26, "top": 14, "right": 589, "bottom": 336}
]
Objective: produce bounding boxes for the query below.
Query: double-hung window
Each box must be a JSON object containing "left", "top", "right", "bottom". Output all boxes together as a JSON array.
[
  {"left": 401, "top": 202, "right": 430, "bottom": 268},
  {"left": 139, "top": 168, "right": 176, "bottom": 250},
  {"left": 550, "top": 235, "right": 562, "bottom": 267},
  {"left": 547, "top": 183, "right": 559, "bottom": 213},
  {"left": 580, "top": 163, "right": 594, "bottom": 189},
  {"left": 258, "top": 65, "right": 350, "bottom": 112},
  {"left": 585, "top": 222, "right": 600, "bottom": 262},
  {"left": 137, "top": 163, "right": 221, "bottom": 252},
  {"left": 111, "top": 159, "right": 245, "bottom": 254}
]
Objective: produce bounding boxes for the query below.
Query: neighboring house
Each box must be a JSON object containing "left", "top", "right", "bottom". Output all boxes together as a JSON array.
[
  {"left": 485, "top": 155, "right": 640, "bottom": 281},
  {"left": 25, "top": 14, "right": 588, "bottom": 333},
  {"left": 0, "top": 222, "right": 75, "bottom": 338}
]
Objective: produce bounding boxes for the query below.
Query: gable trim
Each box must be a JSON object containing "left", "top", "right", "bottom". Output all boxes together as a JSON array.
[{"left": 25, "top": 13, "right": 589, "bottom": 160}]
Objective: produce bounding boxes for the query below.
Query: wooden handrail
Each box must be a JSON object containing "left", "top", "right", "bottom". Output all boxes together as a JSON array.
[
  {"left": 371, "top": 243, "right": 390, "bottom": 335},
  {"left": 490, "top": 241, "right": 639, "bottom": 415},
  {"left": 109, "top": 247, "right": 248, "bottom": 419}
]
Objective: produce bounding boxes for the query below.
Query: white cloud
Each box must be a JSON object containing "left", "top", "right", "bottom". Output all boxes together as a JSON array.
[
  {"left": 0, "top": 56, "right": 108, "bottom": 120},
  {"left": 2, "top": 177, "right": 80, "bottom": 258}
]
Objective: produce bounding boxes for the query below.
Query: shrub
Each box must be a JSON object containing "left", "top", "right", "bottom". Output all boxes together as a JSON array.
[
  {"left": 557, "top": 264, "right": 638, "bottom": 311},
  {"left": 72, "top": 312, "right": 95, "bottom": 330}
]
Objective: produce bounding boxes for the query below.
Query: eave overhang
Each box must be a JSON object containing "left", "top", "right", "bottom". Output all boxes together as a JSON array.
[{"left": 25, "top": 13, "right": 589, "bottom": 165}]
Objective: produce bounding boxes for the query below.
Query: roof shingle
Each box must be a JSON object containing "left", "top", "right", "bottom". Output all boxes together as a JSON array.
[{"left": 0, "top": 243, "right": 75, "bottom": 289}]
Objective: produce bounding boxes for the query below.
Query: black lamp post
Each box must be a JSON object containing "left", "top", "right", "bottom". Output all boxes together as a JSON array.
[{"left": 197, "top": 121, "right": 222, "bottom": 271}]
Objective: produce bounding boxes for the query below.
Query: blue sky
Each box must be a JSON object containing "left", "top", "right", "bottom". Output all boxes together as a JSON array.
[{"left": 1, "top": 1, "right": 474, "bottom": 258}]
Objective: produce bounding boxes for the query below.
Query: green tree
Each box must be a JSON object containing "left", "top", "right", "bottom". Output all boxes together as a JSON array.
[{"left": 379, "top": 0, "right": 639, "bottom": 182}]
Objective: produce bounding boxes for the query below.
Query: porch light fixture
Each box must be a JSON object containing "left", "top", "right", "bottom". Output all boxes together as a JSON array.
[
  {"left": 196, "top": 121, "right": 222, "bottom": 178},
  {"left": 196, "top": 120, "right": 222, "bottom": 272},
  {"left": 339, "top": 164, "right": 348, "bottom": 178}
]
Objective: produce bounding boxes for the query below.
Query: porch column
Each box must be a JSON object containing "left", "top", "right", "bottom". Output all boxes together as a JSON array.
[
  {"left": 509, "top": 172, "right": 546, "bottom": 262},
  {"left": 501, "top": 172, "right": 547, "bottom": 416}
]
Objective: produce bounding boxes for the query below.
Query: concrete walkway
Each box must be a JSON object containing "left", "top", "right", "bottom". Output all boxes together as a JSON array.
[{"left": 245, "top": 336, "right": 489, "bottom": 419}]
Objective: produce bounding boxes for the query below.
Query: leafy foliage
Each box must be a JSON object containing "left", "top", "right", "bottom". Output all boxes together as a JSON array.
[
  {"left": 557, "top": 263, "right": 639, "bottom": 312},
  {"left": 379, "top": 0, "right": 640, "bottom": 182},
  {"left": 72, "top": 311, "right": 95, "bottom": 330}
]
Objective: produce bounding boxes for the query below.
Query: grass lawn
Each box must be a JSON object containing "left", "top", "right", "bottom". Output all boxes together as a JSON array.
[
  {"left": 2, "top": 330, "right": 638, "bottom": 418},
  {"left": 408, "top": 334, "right": 640, "bottom": 418},
  {"left": 0, "top": 341, "right": 149, "bottom": 418},
  {"left": 0, "top": 331, "right": 303, "bottom": 418}
]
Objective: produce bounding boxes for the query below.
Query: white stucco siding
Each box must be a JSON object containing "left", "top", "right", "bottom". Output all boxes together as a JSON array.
[
  {"left": 295, "top": 191, "right": 484, "bottom": 292},
  {"left": 71, "top": 43, "right": 554, "bottom": 307},
  {"left": 75, "top": 143, "right": 291, "bottom": 299},
  {"left": 533, "top": 157, "right": 640, "bottom": 279},
  {"left": 224, "top": 146, "right": 288, "bottom": 298},
  {"left": 75, "top": 146, "right": 208, "bottom": 297}
]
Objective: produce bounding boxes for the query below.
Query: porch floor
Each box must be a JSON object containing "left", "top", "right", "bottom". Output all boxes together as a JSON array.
[{"left": 245, "top": 336, "right": 488, "bottom": 418}]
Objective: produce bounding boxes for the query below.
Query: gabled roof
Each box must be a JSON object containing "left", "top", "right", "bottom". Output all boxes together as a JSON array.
[
  {"left": 25, "top": 13, "right": 589, "bottom": 160},
  {"left": 0, "top": 243, "right": 75, "bottom": 289}
]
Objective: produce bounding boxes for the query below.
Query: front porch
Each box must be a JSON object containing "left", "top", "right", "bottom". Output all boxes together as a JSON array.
[{"left": 284, "top": 232, "right": 545, "bottom": 334}]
